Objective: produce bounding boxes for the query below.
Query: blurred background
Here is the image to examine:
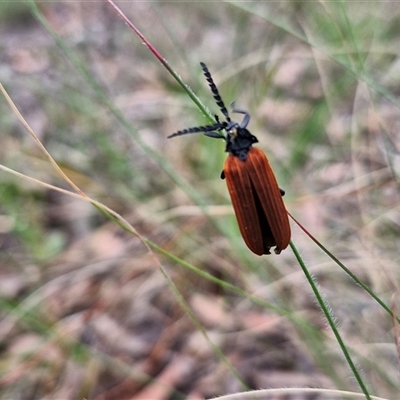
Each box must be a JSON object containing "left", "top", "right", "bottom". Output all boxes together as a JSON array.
[{"left": 1, "top": 1, "right": 400, "bottom": 399}]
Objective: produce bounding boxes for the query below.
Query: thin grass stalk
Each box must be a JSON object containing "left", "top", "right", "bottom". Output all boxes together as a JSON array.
[
  {"left": 290, "top": 240, "right": 372, "bottom": 400},
  {"left": 106, "top": 0, "right": 215, "bottom": 124}
]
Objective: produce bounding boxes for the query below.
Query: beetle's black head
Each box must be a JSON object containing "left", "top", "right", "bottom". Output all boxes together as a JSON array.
[{"left": 225, "top": 126, "right": 258, "bottom": 161}]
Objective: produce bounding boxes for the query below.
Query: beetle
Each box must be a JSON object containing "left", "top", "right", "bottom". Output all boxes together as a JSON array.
[{"left": 168, "top": 62, "right": 290, "bottom": 255}]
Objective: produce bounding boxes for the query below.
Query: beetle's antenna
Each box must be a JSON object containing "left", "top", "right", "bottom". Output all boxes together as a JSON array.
[
  {"left": 200, "top": 62, "right": 231, "bottom": 122},
  {"left": 167, "top": 122, "right": 225, "bottom": 139}
]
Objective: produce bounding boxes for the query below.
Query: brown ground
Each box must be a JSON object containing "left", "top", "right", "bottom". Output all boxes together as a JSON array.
[{"left": 0, "top": 2, "right": 399, "bottom": 399}]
